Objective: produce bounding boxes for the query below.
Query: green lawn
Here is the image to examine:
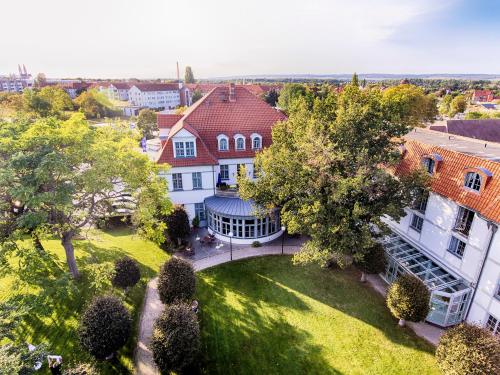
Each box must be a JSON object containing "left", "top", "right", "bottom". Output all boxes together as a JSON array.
[
  {"left": 0, "top": 228, "right": 169, "bottom": 374},
  {"left": 196, "top": 256, "right": 440, "bottom": 375}
]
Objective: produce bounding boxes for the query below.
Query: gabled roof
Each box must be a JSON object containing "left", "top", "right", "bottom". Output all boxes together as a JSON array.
[
  {"left": 396, "top": 139, "right": 500, "bottom": 224},
  {"left": 156, "top": 85, "right": 286, "bottom": 166},
  {"left": 131, "top": 83, "right": 180, "bottom": 92},
  {"left": 110, "top": 82, "right": 131, "bottom": 90}
]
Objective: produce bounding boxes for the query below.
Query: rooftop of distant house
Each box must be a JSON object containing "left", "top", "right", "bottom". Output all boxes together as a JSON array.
[
  {"left": 405, "top": 127, "right": 500, "bottom": 162},
  {"left": 131, "top": 83, "right": 180, "bottom": 92}
]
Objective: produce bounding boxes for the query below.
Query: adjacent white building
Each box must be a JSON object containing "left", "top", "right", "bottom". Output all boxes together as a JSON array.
[
  {"left": 156, "top": 84, "right": 287, "bottom": 244},
  {"left": 108, "top": 82, "right": 131, "bottom": 101},
  {"left": 383, "top": 128, "right": 500, "bottom": 333},
  {"left": 129, "top": 83, "right": 181, "bottom": 110}
]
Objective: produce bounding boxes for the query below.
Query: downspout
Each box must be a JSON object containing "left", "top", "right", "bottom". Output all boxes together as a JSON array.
[
  {"left": 465, "top": 221, "right": 498, "bottom": 321},
  {"left": 212, "top": 164, "right": 216, "bottom": 195}
]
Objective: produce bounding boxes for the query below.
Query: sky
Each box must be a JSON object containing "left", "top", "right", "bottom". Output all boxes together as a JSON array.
[{"left": 1, "top": 0, "right": 499, "bottom": 79}]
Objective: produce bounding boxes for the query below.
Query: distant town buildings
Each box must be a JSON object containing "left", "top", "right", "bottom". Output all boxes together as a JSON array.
[
  {"left": 472, "top": 89, "right": 496, "bottom": 103},
  {"left": 0, "top": 64, "right": 33, "bottom": 92},
  {"left": 128, "top": 83, "right": 181, "bottom": 110}
]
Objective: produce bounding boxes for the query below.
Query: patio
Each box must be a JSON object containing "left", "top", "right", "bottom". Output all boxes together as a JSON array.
[{"left": 176, "top": 227, "right": 306, "bottom": 262}]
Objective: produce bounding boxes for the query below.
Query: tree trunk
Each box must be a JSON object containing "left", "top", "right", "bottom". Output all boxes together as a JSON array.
[
  {"left": 61, "top": 232, "right": 80, "bottom": 279},
  {"left": 31, "top": 232, "right": 45, "bottom": 253},
  {"left": 398, "top": 319, "right": 406, "bottom": 327},
  {"left": 360, "top": 272, "right": 367, "bottom": 283}
]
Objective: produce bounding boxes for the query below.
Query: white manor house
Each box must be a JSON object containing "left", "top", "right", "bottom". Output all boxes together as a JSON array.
[{"left": 156, "top": 83, "right": 286, "bottom": 245}]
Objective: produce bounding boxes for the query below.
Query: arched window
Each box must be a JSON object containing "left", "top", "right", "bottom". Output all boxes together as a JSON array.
[
  {"left": 251, "top": 133, "right": 262, "bottom": 150},
  {"left": 217, "top": 134, "right": 229, "bottom": 151},
  {"left": 234, "top": 134, "right": 245, "bottom": 150},
  {"left": 464, "top": 172, "right": 481, "bottom": 191}
]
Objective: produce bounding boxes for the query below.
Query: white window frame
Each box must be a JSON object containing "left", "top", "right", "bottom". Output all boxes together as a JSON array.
[
  {"left": 220, "top": 165, "right": 229, "bottom": 180},
  {"left": 173, "top": 140, "right": 196, "bottom": 158},
  {"left": 195, "top": 203, "right": 206, "bottom": 221},
  {"left": 192, "top": 172, "right": 202, "bottom": 190},
  {"left": 217, "top": 134, "right": 229, "bottom": 151},
  {"left": 464, "top": 172, "right": 481, "bottom": 192},
  {"left": 172, "top": 173, "right": 183, "bottom": 191},
  {"left": 251, "top": 133, "right": 262, "bottom": 150},
  {"left": 422, "top": 157, "right": 435, "bottom": 175},
  {"left": 410, "top": 214, "right": 424, "bottom": 232},
  {"left": 485, "top": 314, "right": 500, "bottom": 336},
  {"left": 234, "top": 134, "right": 245, "bottom": 150},
  {"left": 448, "top": 236, "right": 466, "bottom": 258}
]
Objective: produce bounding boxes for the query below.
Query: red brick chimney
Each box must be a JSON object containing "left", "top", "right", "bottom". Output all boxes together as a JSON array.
[{"left": 229, "top": 83, "right": 236, "bottom": 102}]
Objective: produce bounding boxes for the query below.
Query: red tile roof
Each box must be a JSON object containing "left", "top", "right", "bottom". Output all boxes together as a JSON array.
[
  {"left": 132, "top": 83, "right": 180, "bottom": 92},
  {"left": 110, "top": 82, "right": 131, "bottom": 90},
  {"left": 472, "top": 90, "right": 495, "bottom": 102},
  {"left": 157, "top": 114, "right": 183, "bottom": 129},
  {"left": 157, "top": 85, "right": 286, "bottom": 167},
  {"left": 396, "top": 140, "right": 500, "bottom": 224}
]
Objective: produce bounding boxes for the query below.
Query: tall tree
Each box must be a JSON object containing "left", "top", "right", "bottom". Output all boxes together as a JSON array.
[
  {"left": 136, "top": 109, "right": 158, "bottom": 139},
  {"left": 184, "top": 66, "right": 195, "bottom": 84},
  {"left": 351, "top": 72, "right": 359, "bottom": 87},
  {"left": 277, "top": 83, "right": 308, "bottom": 114},
  {"left": 449, "top": 95, "right": 467, "bottom": 117},
  {"left": 74, "top": 89, "right": 116, "bottom": 119},
  {"left": 239, "top": 83, "right": 430, "bottom": 267},
  {"left": 191, "top": 89, "right": 203, "bottom": 104},
  {"left": 0, "top": 113, "right": 171, "bottom": 278}
]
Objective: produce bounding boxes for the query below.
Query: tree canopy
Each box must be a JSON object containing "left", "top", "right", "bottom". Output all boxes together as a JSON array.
[
  {"left": 136, "top": 108, "right": 158, "bottom": 139},
  {"left": 74, "top": 89, "right": 116, "bottom": 119},
  {"left": 239, "top": 83, "right": 430, "bottom": 267},
  {"left": 184, "top": 66, "right": 195, "bottom": 84},
  {"left": 0, "top": 113, "right": 171, "bottom": 278}
]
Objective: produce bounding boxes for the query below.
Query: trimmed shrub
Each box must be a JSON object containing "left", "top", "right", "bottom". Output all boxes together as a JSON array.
[
  {"left": 157, "top": 257, "right": 196, "bottom": 304},
  {"left": 63, "top": 363, "right": 98, "bottom": 375},
  {"left": 163, "top": 205, "right": 190, "bottom": 245},
  {"left": 112, "top": 256, "right": 141, "bottom": 289},
  {"left": 354, "top": 243, "right": 387, "bottom": 282},
  {"left": 151, "top": 302, "right": 200, "bottom": 374},
  {"left": 78, "top": 296, "right": 131, "bottom": 359},
  {"left": 436, "top": 323, "right": 500, "bottom": 375},
  {"left": 386, "top": 274, "right": 430, "bottom": 326},
  {"left": 251, "top": 241, "right": 262, "bottom": 248}
]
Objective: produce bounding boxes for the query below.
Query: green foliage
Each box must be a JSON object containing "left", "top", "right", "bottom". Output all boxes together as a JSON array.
[
  {"left": 465, "top": 111, "right": 500, "bottom": 119},
  {"left": 0, "top": 113, "right": 171, "bottom": 277},
  {"left": 62, "top": 363, "right": 98, "bottom": 375},
  {"left": 21, "top": 86, "right": 73, "bottom": 118},
  {"left": 439, "top": 94, "right": 453, "bottom": 115},
  {"left": 251, "top": 240, "right": 262, "bottom": 248},
  {"left": 0, "top": 342, "right": 49, "bottom": 375},
  {"left": 163, "top": 205, "right": 191, "bottom": 244},
  {"left": 386, "top": 274, "right": 430, "bottom": 322},
  {"left": 192, "top": 215, "right": 200, "bottom": 228},
  {"left": 262, "top": 89, "right": 279, "bottom": 106},
  {"left": 78, "top": 295, "right": 131, "bottom": 359},
  {"left": 157, "top": 257, "right": 196, "bottom": 304},
  {"left": 136, "top": 108, "right": 157, "bottom": 139},
  {"left": 191, "top": 89, "right": 203, "bottom": 104},
  {"left": 112, "top": 256, "right": 141, "bottom": 289},
  {"left": 450, "top": 95, "right": 467, "bottom": 116},
  {"left": 84, "top": 261, "right": 113, "bottom": 292},
  {"left": 354, "top": 243, "right": 387, "bottom": 274},
  {"left": 435, "top": 323, "right": 500, "bottom": 375},
  {"left": 277, "top": 83, "right": 307, "bottom": 113},
  {"left": 151, "top": 302, "right": 200, "bottom": 374},
  {"left": 351, "top": 72, "right": 359, "bottom": 87},
  {"left": 74, "top": 89, "right": 116, "bottom": 119},
  {"left": 184, "top": 66, "right": 195, "bottom": 84},
  {"left": 239, "top": 84, "right": 430, "bottom": 267}
]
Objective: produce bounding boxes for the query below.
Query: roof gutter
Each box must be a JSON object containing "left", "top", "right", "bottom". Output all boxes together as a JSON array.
[{"left": 465, "top": 221, "right": 498, "bottom": 321}]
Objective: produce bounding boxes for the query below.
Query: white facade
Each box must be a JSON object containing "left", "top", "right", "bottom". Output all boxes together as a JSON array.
[
  {"left": 129, "top": 86, "right": 180, "bottom": 109},
  {"left": 384, "top": 191, "right": 499, "bottom": 330},
  {"left": 108, "top": 84, "right": 130, "bottom": 101}
]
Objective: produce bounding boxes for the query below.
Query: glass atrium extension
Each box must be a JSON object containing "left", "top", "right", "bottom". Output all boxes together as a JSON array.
[{"left": 381, "top": 233, "right": 472, "bottom": 327}]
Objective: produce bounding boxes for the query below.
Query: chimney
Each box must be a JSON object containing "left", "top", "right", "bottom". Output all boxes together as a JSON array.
[{"left": 228, "top": 83, "right": 236, "bottom": 102}]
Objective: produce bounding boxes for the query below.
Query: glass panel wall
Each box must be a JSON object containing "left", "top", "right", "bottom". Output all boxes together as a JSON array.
[
  {"left": 207, "top": 209, "right": 280, "bottom": 239},
  {"left": 381, "top": 233, "right": 472, "bottom": 327}
]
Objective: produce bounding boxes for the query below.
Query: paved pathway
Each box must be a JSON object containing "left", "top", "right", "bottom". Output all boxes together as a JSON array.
[{"left": 134, "top": 243, "right": 302, "bottom": 375}]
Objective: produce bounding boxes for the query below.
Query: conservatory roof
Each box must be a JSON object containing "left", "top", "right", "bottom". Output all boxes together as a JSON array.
[
  {"left": 381, "top": 233, "right": 470, "bottom": 294},
  {"left": 204, "top": 196, "right": 264, "bottom": 217}
]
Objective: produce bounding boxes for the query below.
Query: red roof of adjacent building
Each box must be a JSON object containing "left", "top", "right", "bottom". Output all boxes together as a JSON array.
[
  {"left": 132, "top": 83, "right": 180, "bottom": 92},
  {"left": 396, "top": 140, "right": 500, "bottom": 224},
  {"left": 472, "top": 90, "right": 495, "bottom": 102},
  {"left": 157, "top": 85, "right": 286, "bottom": 167},
  {"left": 110, "top": 82, "right": 131, "bottom": 90},
  {"left": 157, "top": 114, "right": 183, "bottom": 129}
]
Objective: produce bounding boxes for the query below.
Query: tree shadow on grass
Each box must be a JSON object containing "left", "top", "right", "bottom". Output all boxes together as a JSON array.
[{"left": 196, "top": 273, "right": 343, "bottom": 375}]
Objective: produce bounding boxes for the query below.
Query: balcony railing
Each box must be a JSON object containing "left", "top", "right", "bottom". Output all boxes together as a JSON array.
[{"left": 215, "top": 186, "right": 239, "bottom": 198}]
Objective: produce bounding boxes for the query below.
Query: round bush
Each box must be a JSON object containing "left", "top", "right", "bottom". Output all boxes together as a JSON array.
[
  {"left": 78, "top": 296, "right": 131, "bottom": 359},
  {"left": 436, "top": 323, "right": 500, "bottom": 375},
  {"left": 163, "top": 206, "right": 191, "bottom": 244},
  {"left": 251, "top": 241, "right": 262, "bottom": 248},
  {"left": 355, "top": 243, "right": 387, "bottom": 275},
  {"left": 157, "top": 257, "right": 196, "bottom": 305},
  {"left": 112, "top": 256, "right": 141, "bottom": 289},
  {"left": 151, "top": 302, "right": 200, "bottom": 374},
  {"left": 386, "top": 274, "right": 430, "bottom": 324}
]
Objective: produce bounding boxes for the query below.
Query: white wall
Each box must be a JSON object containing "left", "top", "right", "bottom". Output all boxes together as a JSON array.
[
  {"left": 128, "top": 86, "right": 180, "bottom": 109},
  {"left": 217, "top": 157, "right": 256, "bottom": 185}
]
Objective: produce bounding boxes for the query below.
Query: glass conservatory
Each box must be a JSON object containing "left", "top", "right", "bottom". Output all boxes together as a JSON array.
[
  {"left": 381, "top": 233, "right": 472, "bottom": 327},
  {"left": 204, "top": 196, "right": 282, "bottom": 244}
]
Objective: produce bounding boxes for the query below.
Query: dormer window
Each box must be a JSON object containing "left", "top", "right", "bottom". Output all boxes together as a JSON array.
[
  {"left": 464, "top": 172, "right": 481, "bottom": 192},
  {"left": 217, "top": 134, "right": 229, "bottom": 151},
  {"left": 234, "top": 134, "right": 245, "bottom": 150},
  {"left": 422, "top": 157, "right": 435, "bottom": 175},
  {"left": 251, "top": 133, "right": 262, "bottom": 150}
]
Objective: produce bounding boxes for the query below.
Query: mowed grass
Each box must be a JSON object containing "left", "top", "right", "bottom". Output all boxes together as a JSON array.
[
  {"left": 0, "top": 228, "right": 169, "bottom": 374},
  {"left": 196, "top": 256, "right": 440, "bottom": 375}
]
